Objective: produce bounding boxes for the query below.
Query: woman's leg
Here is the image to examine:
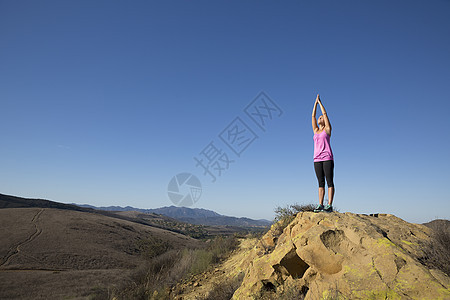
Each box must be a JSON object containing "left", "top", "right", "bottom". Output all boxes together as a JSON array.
[
  {"left": 319, "top": 187, "right": 325, "bottom": 205},
  {"left": 328, "top": 187, "right": 335, "bottom": 205},
  {"left": 323, "top": 160, "right": 335, "bottom": 205},
  {"left": 314, "top": 162, "right": 325, "bottom": 205}
]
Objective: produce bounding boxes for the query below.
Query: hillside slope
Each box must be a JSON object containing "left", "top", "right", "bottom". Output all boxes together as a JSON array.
[
  {"left": 0, "top": 207, "right": 199, "bottom": 299},
  {"left": 0, "top": 193, "right": 241, "bottom": 238}
]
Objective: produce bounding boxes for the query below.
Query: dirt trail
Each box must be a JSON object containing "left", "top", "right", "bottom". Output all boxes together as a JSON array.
[
  {"left": 174, "top": 237, "right": 257, "bottom": 300},
  {"left": 0, "top": 208, "right": 44, "bottom": 268}
]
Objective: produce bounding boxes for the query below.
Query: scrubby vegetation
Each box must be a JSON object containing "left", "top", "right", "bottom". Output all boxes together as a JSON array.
[
  {"left": 111, "top": 234, "right": 240, "bottom": 299},
  {"left": 421, "top": 219, "right": 450, "bottom": 276},
  {"left": 188, "top": 235, "right": 240, "bottom": 275},
  {"left": 102, "top": 210, "right": 450, "bottom": 300},
  {"left": 274, "top": 203, "right": 315, "bottom": 220},
  {"left": 135, "top": 236, "right": 173, "bottom": 259},
  {"left": 201, "top": 272, "right": 245, "bottom": 300},
  {"left": 272, "top": 203, "right": 316, "bottom": 235}
]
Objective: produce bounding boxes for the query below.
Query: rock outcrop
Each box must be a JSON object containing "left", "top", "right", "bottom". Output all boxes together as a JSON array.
[{"left": 233, "top": 212, "right": 450, "bottom": 299}]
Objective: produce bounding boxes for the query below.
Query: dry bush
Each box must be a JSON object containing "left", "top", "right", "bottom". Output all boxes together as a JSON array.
[
  {"left": 273, "top": 203, "right": 316, "bottom": 236},
  {"left": 188, "top": 235, "right": 239, "bottom": 275},
  {"left": 274, "top": 203, "right": 316, "bottom": 223},
  {"left": 201, "top": 272, "right": 245, "bottom": 300},
  {"left": 247, "top": 228, "right": 270, "bottom": 239},
  {"left": 135, "top": 236, "right": 172, "bottom": 259},
  {"left": 188, "top": 249, "right": 214, "bottom": 275},
  {"left": 113, "top": 235, "right": 240, "bottom": 299},
  {"left": 421, "top": 219, "right": 450, "bottom": 276},
  {"left": 208, "top": 235, "right": 240, "bottom": 263},
  {"left": 289, "top": 203, "right": 316, "bottom": 213},
  {"left": 113, "top": 249, "right": 189, "bottom": 299}
]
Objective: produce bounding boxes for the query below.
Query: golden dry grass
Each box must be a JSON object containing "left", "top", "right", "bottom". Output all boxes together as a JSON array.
[{"left": 0, "top": 207, "right": 200, "bottom": 299}]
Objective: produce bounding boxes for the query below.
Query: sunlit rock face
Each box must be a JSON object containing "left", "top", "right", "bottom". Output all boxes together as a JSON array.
[{"left": 233, "top": 212, "right": 450, "bottom": 299}]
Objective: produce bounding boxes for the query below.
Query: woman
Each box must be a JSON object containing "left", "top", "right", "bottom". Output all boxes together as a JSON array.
[{"left": 312, "top": 94, "right": 335, "bottom": 212}]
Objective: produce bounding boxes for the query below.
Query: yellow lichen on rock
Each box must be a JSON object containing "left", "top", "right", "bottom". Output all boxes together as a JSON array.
[{"left": 232, "top": 212, "right": 450, "bottom": 299}]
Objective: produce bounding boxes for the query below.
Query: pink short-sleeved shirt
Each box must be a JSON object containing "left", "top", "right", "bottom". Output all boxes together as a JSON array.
[{"left": 313, "top": 130, "right": 334, "bottom": 162}]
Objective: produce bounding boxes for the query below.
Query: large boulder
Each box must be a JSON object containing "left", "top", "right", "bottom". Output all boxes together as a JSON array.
[{"left": 233, "top": 212, "right": 450, "bottom": 299}]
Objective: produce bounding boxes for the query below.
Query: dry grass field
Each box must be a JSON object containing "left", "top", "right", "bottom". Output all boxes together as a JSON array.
[{"left": 0, "top": 207, "right": 200, "bottom": 299}]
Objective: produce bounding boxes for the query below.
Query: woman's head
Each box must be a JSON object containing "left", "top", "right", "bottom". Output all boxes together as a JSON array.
[{"left": 318, "top": 115, "right": 325, "bottom": 127}]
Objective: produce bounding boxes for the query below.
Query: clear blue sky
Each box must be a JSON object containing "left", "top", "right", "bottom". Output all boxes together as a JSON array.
[{"left": 1, "top": 0, "right": 449, "bottom": 223}]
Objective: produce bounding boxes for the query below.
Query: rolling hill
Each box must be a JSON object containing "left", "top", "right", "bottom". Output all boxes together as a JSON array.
[
  {"left": 0, "top": 193, "right": 205, "bottom": 299},
  {"left": 76, "top": 204, "right": 272, "bottom": 227}
]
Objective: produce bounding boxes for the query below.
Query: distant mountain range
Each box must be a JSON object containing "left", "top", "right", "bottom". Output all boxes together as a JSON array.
[
  {"left": 0, "top": 192, "right": 271, "bottom": 231},
  {"left": 0, "top": 192, "right": 271, "bottom": 227},
  {"left": 76, "top": 204, "right": 271, "bottom": 227}
]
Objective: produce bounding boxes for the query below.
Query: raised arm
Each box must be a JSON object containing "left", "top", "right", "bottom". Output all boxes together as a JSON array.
[
  {"left": 317, "top": 96, "right": 332, "bottom": 133},
  {"left": 312, "top": 97, "right": 319, "bottom": 133}
]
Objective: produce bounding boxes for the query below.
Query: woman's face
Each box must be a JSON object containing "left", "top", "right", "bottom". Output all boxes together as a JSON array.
[{"left": 318, "top": 115, "right": 324, "bottom": 126}]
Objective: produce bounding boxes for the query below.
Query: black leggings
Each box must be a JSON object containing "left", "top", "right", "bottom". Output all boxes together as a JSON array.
[{"left": 314, "top": 160, "right": 334, "bottom": 188}]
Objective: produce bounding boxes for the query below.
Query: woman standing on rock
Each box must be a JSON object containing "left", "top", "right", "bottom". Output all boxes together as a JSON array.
[{"left": 312, "top": 94, "right": 334, "bottom": 212}]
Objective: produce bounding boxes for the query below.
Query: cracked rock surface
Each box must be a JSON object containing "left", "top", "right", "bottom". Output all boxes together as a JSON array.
[{"left": 233, "top": 212, "right": 450, "bottom": 299}]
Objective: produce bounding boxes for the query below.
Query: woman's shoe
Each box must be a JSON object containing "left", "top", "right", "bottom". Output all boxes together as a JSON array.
[
  {"left": 323, "top": 204, "right": 333, "bottom": 213},
  {"left": 314, "top": 204, "right": 324, "bottom": 213}
]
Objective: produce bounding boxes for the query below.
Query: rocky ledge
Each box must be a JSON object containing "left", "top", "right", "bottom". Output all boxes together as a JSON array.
[{"left": 233, "top": 212, "right": 450, "bottom": 299}]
